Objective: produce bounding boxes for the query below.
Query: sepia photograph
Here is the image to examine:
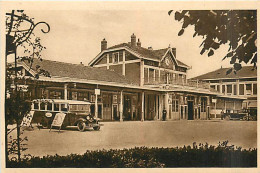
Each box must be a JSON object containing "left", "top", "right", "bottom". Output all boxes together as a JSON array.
[{"left": 0, "top": 1, "right": 258, "bottom": 172}]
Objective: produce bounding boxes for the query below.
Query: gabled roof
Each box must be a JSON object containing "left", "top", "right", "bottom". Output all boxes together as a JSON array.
[
  {"left": 89, "top": 43, "right": 189, "bottom": 68},
  {"left": 191, "top": 66, "right": 257, "bottom": 80},
  {"left": 20, "top": 58, "right": 136, "bottom": 85}
]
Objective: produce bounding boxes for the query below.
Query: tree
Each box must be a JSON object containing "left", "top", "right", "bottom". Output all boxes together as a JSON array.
[
  {"left": 168, "top": 10, "right": 257, "bottom": 74},
  {"left": 5, "top": 10, "right": 50, "bottom": 164}
]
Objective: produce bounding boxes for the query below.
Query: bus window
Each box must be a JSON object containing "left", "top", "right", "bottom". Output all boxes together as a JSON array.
[
  {"left": 34, "top": 102, "right": 39, "bottom": 110},
  {"left": 40, "top": 102, "right": 45, "bottom": 110},
  {"left": 61, "top": 104, "right": 68, "bottom": 112},
  {"left": 54, "top": 104, "right": 59, "bottom": 111},
  {"left": 47, "top": 102, "right": 52, "bottom": 111}
]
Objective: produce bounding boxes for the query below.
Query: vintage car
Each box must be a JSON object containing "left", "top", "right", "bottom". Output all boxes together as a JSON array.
[
  {"left": 31, "top": 99, "right": 102, "bottom": 131},
  {"left": 221, "top": 112, "right": 248, "bottom": 121}
]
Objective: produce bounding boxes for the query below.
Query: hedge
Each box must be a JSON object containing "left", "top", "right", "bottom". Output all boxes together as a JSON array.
[{"left": 7, "top": 141, "right": 257, "bottom": 168}]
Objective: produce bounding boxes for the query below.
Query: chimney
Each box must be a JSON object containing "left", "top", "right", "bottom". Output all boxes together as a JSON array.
[
  {"left": 131, "top": 33, "right": 136, "bottom": 47},
  {"left": 137, "top": 38, "right": 141, "bottom": 47},
  {"left": 101, "top": 38, "right": 107, "bottom": 51}
]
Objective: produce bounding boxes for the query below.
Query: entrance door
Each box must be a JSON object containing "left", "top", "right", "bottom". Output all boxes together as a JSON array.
[
  {"left": 146, "top": 94, "right": 156, "bottom": 120},
  {"left": 188, "top": 101, "right": 194, "bottom": 120},
  {"left": 103, "top": 94, "right": 112, "bottom": 120},
  {"left": 112, "top": 104, "right": 119, "bottom": 121}
]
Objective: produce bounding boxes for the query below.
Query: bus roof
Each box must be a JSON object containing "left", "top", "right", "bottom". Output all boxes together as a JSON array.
[{"left": 32, "top": 99, "right": 91, "bottom": 105}]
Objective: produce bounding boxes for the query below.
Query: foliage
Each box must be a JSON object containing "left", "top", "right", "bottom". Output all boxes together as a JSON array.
[
  {"left": 169, "top": 10, "right": 257, "bottom": 74},
  {"left": 6, "top": 10, "right": 50, "bottom": 77},
  {"left": 7, "top": 141, "right": 257, "bottom": 168},
  {"left": 5, "top": 10, "right": 50, "bottom": 162}
]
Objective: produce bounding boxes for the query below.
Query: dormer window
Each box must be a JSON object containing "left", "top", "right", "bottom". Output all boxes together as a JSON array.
[{"left": 112, "top": 52, "right": 119, "bottom": 63}]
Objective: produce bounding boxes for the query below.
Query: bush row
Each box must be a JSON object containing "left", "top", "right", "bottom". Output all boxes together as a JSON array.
[{"left": 7, "top": 142, "right": 257, "bottom": 168}]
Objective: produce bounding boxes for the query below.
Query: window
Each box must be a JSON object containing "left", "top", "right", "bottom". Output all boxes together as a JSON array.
[
  {"left": 246, "top": 84, "right": 252, "bottom": 95},
  {"left": 253, "top": 83, "right": 257, "bottom": 95},
  {"left": 109, "top": 54, "right": 112, "bottom": 63},
  {"left": 54, "top": 104, "right": 59, "bottom": 111},
  {"left": 40, "top": 102, "right": 45, "bottom": 110},
  {"left": 78, "top": 92, "right": 89, "bottom": 101},
  {"left": 144, "top": 68, "right": 148, "bottom": 83},
  {"left": 72, "top": 92, "right": 78, "bottom": 100},
  {"left": 149, "top": 68, "right": 155, "bottom": 82},
  {"left": 239, "top": 84, "right": 244, "bottom": 95},
  {"left": 34, "top": 102, "right": 39, "bottom": 110},
  {"left": 233, "top": 84, "right": 237, "bottom": 95},
  {"left": 222, "top": 85, "right": 225, "bottom": 94},
  {"left": 210, "top": 85, "right": 216, "bottom": 90},
  {"left": 216, "top": 85, "right": 220, "bottom": 92},
  {"left": 155, "top": 70, "right": 159, "bottom": 82},
  {"left": 119, "top": 51, "right": 123, "bottom": 61},
  {"left": 201, "top": 97, "right": 207, "bottom": 112},
  {"left": 183, "top": 75, "right": 186, "bottom": 84},
  {"left": 227, "top": 85, "right": 232, "bottom": 94},
  {"left": 178, "top": 74, "right": 183, "bottom": 83},
  {"left": 61, "top": 104, "right": 67, "bottom": 111},
  {"left": 172, "top": 95, "right": 179, "bottom": 112},
  {"left": 49, "top": 90, "right": 62, "bottom": 99},
  {"left": 47, "top": 103, "right": 52, "bottom": 110},
  {"left": 112, "top": 52, "right": 119, "bottom": 63}
]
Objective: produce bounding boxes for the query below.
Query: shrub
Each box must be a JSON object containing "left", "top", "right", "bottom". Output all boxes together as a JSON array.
[{"left": 7, "top": 141, "right": 257, "bottom": 168}]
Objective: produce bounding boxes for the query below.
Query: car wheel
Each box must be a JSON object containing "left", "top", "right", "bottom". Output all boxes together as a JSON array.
[
  {"left": 242, "top": 116, "right": 248, "bottom": 121},
  {"left": 77, "top": 121, "right": 86, "bottom": 132},
  {"left": 93, "top": 126, "right": 100, "bottom": 131},
  {"left": 224, "top": 115, "right": 231, "bottom": 121}
]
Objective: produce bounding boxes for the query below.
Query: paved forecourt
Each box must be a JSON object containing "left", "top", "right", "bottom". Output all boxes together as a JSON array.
[{"left": 12, "top": 120, "right": 257, "bottom": 157}]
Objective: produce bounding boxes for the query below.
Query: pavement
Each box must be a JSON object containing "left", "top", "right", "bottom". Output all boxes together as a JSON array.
[{"left": 7, "top": 120, "right": 257, "bottom": 157}]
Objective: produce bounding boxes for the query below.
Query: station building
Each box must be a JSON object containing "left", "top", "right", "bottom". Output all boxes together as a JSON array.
[
  {"left": 191, "top": 66, "right": 257, "bottom": 118},
  {"left": 14, "top": 34, "right": 245, "bottom": 121}
]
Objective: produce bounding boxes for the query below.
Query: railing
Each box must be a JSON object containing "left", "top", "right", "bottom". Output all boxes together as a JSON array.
[{"left": 144, "top": 79, "right": 220, "bottom": 92}]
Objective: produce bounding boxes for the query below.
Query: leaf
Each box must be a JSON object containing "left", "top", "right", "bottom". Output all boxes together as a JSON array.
[
  {"left": 200, "top": 48, "right": 206, "bottom": 55},
  {"left": 175, "top": 11, "right": 183, "bottom": 21},
  {"left": 226, "top": 68, "right": 233, "bottom": 75},
  {"left": 226, "top": 52, "right": 233, "bottom": 57},
  {"left": 234, "top": 63, "right": 242, "bottom": 71},
  {"left": 193, "top": 32, "right": 197, "bottom": 37},
  {"left": 230, "top": 56, "right": 236, "bottom": 64},
  {"left": 208, "top": 49, "right": 214, "bottom": 57},
  {"left": 178, "top": 28, "right": 185, "bottom": 36},
  {"left": 168, "top": 10, "right": 173, "bottom": 16}
]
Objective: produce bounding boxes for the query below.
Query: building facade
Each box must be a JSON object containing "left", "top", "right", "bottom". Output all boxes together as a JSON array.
[
  {"left": 12, "top": 34, "right": 245, "bottom": 121},
  {"left": 191, "top": 66, "right": 257, "bottom": 118}
]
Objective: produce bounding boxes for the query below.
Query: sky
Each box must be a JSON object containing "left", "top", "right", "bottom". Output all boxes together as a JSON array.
[{"left": 11, "top": 10, "right": 246, "bottom": 79}]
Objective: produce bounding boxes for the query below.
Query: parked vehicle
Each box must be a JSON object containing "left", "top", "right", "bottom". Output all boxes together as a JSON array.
[
  {"left": 31, "top": 99, "right": 102, "bottom": 131},
  {"left": 221, "top": 109, "right": 248, "bottom": 121}
]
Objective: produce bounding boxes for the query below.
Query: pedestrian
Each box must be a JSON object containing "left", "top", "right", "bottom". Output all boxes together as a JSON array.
[
  {"left": 221, "top": 109, "right": 224, "bottom": 120},
  {"left": 162, "top": 108, "right": 167, "bottom": 121}
]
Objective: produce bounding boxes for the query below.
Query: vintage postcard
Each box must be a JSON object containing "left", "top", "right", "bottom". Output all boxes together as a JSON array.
[{"left": 0, "top": 1, "right": 259, "bottom": 173}]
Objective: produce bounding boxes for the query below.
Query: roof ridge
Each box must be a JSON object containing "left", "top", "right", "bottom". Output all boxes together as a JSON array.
[{"left": 32, "top": 58, "right": 88, "bottom": 67}]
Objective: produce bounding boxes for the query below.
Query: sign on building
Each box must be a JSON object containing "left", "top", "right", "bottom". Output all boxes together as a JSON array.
[{"left": 95, "top": 89, "right": 100, "bottom": 95}]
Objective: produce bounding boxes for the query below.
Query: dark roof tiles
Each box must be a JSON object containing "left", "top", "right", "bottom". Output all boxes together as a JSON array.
[
  {"left": 192, "top": 66, "right": 257, "bottom": 80},
  {"left": 23, "top": 58, "right": 136, "bottom": 85}
]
